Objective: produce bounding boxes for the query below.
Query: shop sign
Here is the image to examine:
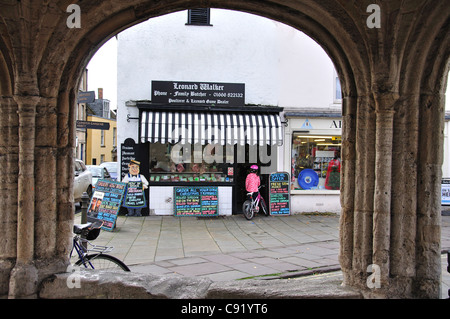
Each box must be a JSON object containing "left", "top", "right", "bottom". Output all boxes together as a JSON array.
[
  {"left": 120, "top": 138, "right": 149, "bottom": 181},
  {"left": 269, "top": 172, "right": 290, "bottom": 216},
  {"left": 152, "top": 80, "right": 245, "bottom": 107},
  {"left": 174, "top": 186, "right": 218, "bottom": 217},
  {"left": 87, "top": 179, "right": 127, "bottom": 231}
]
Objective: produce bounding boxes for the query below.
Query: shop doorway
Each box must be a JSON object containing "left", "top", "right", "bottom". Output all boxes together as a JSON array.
[{"left": 233, "top": 144, "right": 272, "bottom": 214}]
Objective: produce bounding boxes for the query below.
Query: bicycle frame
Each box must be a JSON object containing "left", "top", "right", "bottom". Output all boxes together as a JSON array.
[
  {"left": 71, "top": 235, "right": 113, "bottom": 269},
  {"left": 249, "top": 192, "right": 261, "bottom": 210},
  {"left": 247, "top": 187, "right": 266, "bottom": 212},
  {"left": 71, "top": 236, "right": 93, "bottom": 268}
]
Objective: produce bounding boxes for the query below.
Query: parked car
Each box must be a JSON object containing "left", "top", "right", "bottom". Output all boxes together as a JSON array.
[
  {"left": 86, "top": 165, "right": 112, "bottom": 188},
  {"left": 99, "top": 161, "right": 118, "bottom": 180},
  {"left": 74, "top": 159, "right": 93, "bottom": 204}
]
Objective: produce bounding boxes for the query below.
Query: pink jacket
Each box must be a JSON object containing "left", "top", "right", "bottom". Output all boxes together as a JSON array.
[{"left": 245, "top": 173, "right": 260, "bottom": 192}]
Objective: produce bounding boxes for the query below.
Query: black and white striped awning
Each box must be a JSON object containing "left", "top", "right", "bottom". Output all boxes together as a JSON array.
[{"left": 140, "top": 111, "right": 283, "bottom": 146}]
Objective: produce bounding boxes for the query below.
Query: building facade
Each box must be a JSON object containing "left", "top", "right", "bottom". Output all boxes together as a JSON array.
[
  {"left": 75, "top": 69, "right": 88, "bottom": 162},
  {"left": 86, "top": 88, "right": 117, "bottom": 165},
  {"left": 115, "top": 9, "right": 346, "bottom": 216}
]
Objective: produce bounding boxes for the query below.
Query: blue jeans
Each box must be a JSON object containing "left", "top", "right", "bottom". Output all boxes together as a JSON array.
[{"left": 126, "top": 208, "right": 142, "bottom": 217}]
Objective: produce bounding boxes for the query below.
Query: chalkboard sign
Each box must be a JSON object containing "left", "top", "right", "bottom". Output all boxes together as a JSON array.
[
  {"left": 87, "top": 179, "right": 127, "bottom": 231},
  {"left": 174, "top": 187, "right": 218, "bottom": 217},
  {"left": 123, "top": 181, "right": 147, "bottom": 208},
  {"left": 269, "top": 172, "right": 290, "bottom": 216},
  {"left": 120, "top": 138, "right": 149, "bottom": 181}
]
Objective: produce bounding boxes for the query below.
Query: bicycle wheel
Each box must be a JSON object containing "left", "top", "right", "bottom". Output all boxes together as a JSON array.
[
  {"left": 242, "top": 200, "right": 254, "bottom": 220},
  {"left": 260, "top": 197, "right": 269, "bottom": 216},
  {"left": 76, "top": 254, "right": 130, "bottom": 271}
]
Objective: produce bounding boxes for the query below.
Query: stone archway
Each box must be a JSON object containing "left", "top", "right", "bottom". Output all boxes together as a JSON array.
[{"left": 0, "top": 0, "right": 448, "bottom": 298}]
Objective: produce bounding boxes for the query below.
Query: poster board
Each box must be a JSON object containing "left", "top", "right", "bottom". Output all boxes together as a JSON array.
[
  {"left": 123, "top": 181, "right": 147, "bottom": 208},
  {"left": 87, "top": 179, "right": 127, "bottom": 231},
  {"left": 174, "top": 187, "right": 218, "bottom": 217},
  {"left": 442, "top": 178, "right": 450, "bottom": 205},
  {"left": 269, "top": 172, "right": 290, "bottom": 216}
]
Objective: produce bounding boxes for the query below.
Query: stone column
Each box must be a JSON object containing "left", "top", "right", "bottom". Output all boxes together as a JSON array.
[
  {"left": 373, "top": 108, "right": 395, "bottom": 287},
  {"left": 415, "top": 92, "right": 444, "bottom": 298},
  {"left": 0, "top": 96, "right": 18, "bottom": 296},
  {"left": 340, "top": 87, "right": 443, "bottom": 298},
  {"left": 8, "top": 95, "right": 40, "bottom": 298}
]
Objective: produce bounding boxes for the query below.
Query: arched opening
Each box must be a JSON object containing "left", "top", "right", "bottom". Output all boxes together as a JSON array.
[{"left": 77, "top": 8, "right": 344, "bottom": 276}]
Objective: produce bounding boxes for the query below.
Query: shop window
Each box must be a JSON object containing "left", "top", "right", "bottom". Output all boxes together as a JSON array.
[
  {"left": 148, "top": 142, "right": 233, "bottom": 183},
  {"left": 291, "top": 133, "right": 341, "bottom": 190}
]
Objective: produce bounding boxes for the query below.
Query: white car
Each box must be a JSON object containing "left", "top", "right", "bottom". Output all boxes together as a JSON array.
[
  {"left": 99, "top": 161, "right": 118, "bottom": 180},
  {"left": 74, "top": 159, "right": 93, "bottom": 204},
  {"left": 86, "top": 165, "right": 112, "bottom": 188}
]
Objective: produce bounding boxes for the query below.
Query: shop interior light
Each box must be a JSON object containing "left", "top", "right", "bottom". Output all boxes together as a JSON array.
[
  {"left": 317, "top": 143, "right": 341, "bottom": 146},
  {"left": 314, "top": 139, "right": 326, "bottom": 142},
  {"left": 295, "top": 135, "right": 333, "bottom": 139}
]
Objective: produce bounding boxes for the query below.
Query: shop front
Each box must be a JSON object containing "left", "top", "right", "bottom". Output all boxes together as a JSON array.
[
  {"left": 284, "top": 112, "right": 342, "bottom": 213},
  {"left": 120, "top": 81, "right": 284, "bottom": 216}
]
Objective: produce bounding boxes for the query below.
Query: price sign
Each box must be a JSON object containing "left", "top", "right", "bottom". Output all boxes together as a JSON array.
[
  {"left": 269, "top": 172, "right": 290, "bottom": 216},
  {"left": 174, "top": 187, "right": 218, "bottom": 217}
]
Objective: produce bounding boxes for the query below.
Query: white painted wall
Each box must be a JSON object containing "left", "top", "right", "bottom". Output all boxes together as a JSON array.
[{"left": 117, "top": 9, "right": 338, "bottom": 146}]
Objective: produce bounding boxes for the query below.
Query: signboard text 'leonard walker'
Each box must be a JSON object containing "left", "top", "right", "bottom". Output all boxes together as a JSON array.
[{"left": 173, "top": 82, "right": 225, "bottom": 91}]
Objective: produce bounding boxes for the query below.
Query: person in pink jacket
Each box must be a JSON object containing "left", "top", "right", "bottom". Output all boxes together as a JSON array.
[{"left": 245, "top": 165, "right": 261, "bottom": 200}]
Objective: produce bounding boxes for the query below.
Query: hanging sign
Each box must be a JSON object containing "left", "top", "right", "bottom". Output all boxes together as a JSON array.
[
  {"left": 174, "top": 186, "right": 218, "bottom": 217},
  {"left": 123, "top": 181, "right": 147, "bottom": 208},
  {"left": 76, "top": 120, "right": 110, "bottom": 130},
  {"left": 87, "top": 179, "right": 127, "bottom": 231},
  {"left": 269, "top": 172, "right": 290, "bottom": 216},
  {"left": 77, "top": 91, "right": 95, "bottom": 104}
]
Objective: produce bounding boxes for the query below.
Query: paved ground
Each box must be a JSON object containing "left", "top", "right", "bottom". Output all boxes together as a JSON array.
[{"left": 74, "top": 212, "right": 450, "bottom": 298}]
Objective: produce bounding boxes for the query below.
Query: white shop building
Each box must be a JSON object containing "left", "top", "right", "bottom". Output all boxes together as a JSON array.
[{"left": 115, "top": 9, "right": 353, "bottom": 216}]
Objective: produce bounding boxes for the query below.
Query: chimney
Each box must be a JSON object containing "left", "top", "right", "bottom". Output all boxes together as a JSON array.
[{"left": 98, "top": 88, "right": 103, "bottom": 100}]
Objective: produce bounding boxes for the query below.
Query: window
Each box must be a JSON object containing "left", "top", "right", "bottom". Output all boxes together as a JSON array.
[
  {"left": 101, "top": 130, "right": 105, "bottom": 146},
  {"left": 291, "top": 133, "right": 341, "bottom": 190},
  {"left": 186, "top": 9, "right": 212, "bottom": 26},
  {"left": 335, "top": 77, "right": 342, "bottom": 101},
  {"left": 148, "top": 142, "right": 233, "bottom": 183},
  {"left": 102, "top": 100, "right": 110, "bottom": 118}
]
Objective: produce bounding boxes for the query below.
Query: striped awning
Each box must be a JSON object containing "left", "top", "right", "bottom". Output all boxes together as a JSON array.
[{"left": 140, "top": 111, "right": 283, "bottom": 146}]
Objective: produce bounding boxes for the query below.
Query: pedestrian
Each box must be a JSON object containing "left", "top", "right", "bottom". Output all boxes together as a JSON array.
[{"left": 245, "top": 164, "right": 261, "bottom": 201}]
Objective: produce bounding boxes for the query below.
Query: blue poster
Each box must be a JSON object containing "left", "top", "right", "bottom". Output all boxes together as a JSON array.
[{"left": 87, "top": 179, "right": 127, "bottom": 231}]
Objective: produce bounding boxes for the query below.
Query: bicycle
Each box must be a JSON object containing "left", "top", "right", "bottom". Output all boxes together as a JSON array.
[
  {"left": 70, "top": 221, "right": 130, "bottom": 271},
  {"left": 242, "top": 185, "right": 269, "bottom": 220}
]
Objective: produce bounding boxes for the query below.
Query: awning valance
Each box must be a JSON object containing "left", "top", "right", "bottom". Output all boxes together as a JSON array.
[{"left": 140, "top": 111, "right": 283, "bottom": 146}]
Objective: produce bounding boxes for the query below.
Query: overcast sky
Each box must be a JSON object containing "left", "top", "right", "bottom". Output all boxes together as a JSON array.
[{"left": 87, "top": 37, "right": 118, "bottom": 110}]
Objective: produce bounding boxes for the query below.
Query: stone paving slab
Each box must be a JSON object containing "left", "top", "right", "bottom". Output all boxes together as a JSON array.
[{"left": 74, "top": 212, "right": 450, "bottom": 298}]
